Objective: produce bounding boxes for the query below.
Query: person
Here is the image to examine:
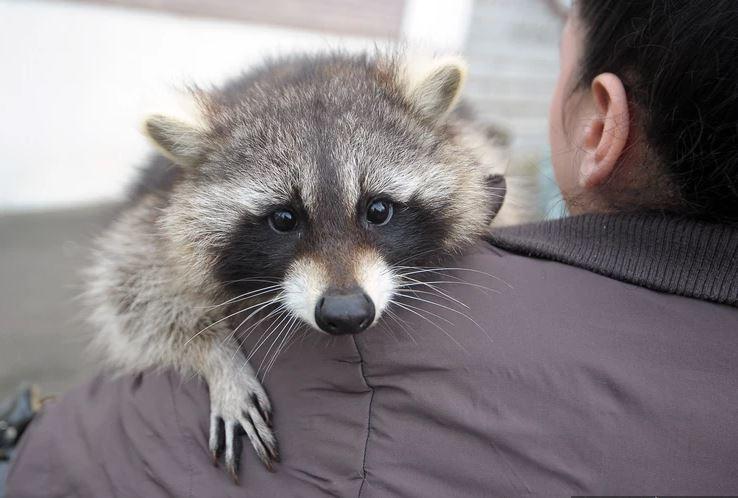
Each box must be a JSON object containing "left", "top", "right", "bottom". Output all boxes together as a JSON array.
[{"left": 6, "top": 1, "right": 738, "bottom": 496}]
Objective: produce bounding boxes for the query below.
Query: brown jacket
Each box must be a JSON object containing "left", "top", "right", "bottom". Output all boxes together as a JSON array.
[{"left": 7, "top": 213, "right": 738, "bottom": 497}]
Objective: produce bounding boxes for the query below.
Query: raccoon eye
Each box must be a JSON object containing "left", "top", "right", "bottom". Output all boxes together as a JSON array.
[
  {"left": 269, "top": 209, "right": 298, "bottom": 232},
  {"left": 366, "top": 199, "right": 393, "bottom": 226}
]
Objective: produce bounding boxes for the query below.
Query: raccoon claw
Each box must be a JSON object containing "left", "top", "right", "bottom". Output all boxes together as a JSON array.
[
  {"left": 252, "top": 392, "right": 273, "bottom": 427},
  {"left": 210, "top": 415, "right": 278, "bottom": 482},
  {"left": 208, "top": 383, "right": 278, "bottom": 482},
  {"left": 210, "top": 416, "right": 225, "bottom": 466}
]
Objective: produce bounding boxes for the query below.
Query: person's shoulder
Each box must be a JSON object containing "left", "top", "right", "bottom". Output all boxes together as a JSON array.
[{"left": 6, "top": 370, "right": 211, "bottom": 498}]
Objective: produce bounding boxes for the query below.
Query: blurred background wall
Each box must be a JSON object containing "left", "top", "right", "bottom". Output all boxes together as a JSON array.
[
  {"left": 0, "top": 0, "right": 474, "bottom": 210},
  {"left": 0, "top": 0, "right": 567, "bottom": 397},
  {"left": 0, "top": 0, "right": 565, "bottom": 212}
]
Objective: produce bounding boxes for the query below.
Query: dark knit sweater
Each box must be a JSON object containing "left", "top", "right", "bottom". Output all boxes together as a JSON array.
[{"left": 489, "top": 213, "right": 738, "bottom": 306}]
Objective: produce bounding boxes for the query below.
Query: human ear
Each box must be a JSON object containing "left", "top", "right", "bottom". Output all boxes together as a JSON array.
[{"left": 578, "top": 73, "right": 630, "bottom": 189}]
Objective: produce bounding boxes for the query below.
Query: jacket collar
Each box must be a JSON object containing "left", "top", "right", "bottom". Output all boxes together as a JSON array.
[{"left": 488, "top": 213, "right": 738, "bottom": 306}]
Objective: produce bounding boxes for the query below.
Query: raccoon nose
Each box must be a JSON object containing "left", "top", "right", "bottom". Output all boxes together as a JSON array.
[{"left": 315, "top": 289, "right": 375, "bottom": 335}]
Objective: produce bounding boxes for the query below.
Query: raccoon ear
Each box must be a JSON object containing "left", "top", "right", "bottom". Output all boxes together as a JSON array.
[
  {"left": 403, "top": 57, "right": 468, "bottom": 121},
  {"left": 143, "top": 114, "right": 207, "bottom": 168}
]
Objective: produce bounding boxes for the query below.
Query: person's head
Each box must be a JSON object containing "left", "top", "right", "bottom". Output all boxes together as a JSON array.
[{"left": 549, "top": 0, "right": 738, "bottom": 223}]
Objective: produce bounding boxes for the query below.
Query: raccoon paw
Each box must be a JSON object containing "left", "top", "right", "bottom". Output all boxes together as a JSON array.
[{"left": 208, "top": 375, "right": 278, "bottom": 483}]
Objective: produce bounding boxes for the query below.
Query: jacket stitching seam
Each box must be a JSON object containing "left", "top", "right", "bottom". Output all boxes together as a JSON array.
[{"left": 352, "top": 336, "right": 374, "bottom": 498}]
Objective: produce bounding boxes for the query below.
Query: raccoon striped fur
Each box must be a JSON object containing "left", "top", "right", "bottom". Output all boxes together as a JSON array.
[{"left": 86, "top": 51, "right": 517, "bottom": 481}]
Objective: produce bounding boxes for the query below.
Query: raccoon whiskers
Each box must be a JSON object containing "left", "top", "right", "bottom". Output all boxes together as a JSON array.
[
  {"left": 231, "top": 300, "right": 288, "bottom": 355},
  {"left": 395, "top": 270, "right": 472, "bottom": 292},
  {"left": 397, "top": 291, "right": 473, "bottom": 321},
  {"left": 201, "top": 284, "right": 283, "bottom": 311},
  {"left": 260, "top": 315, "right": 301, "bottom": 379},
  {"left": 389, "top": 266, "right": 498, "bottom": 346},
  {"left": 395, "top": 291, "right": 491, "bottom": 342},
  {"left": 398, "top": 280, "right": 501, "bottom": 296},
  {"left": 396, "top": 287, "right": 469, "bottom": 309},
  {"left": 396, "top": 274, "right": 469, "bottom": 309},
  {"left": 395, "top": 265, "right": 513, "bottom": 289},
  {"left": 393, "top": 299, "right": 455, "bottom": 327},
  {"left": 219, "top": 277, "right": 282, "bottom": 286},
  {"left": 245, "top": 309, "right": 293, "bottom": 364},
  {"left": 224, "top": 296, "right": 286, "bottom": 348},
  {"left": 240, "top": 308, "right": 299, "bottom": 377},
  {"left": 186, "top": 293, "right": 282, "bottom": 346},
  {"left": 389, "top": 299, "right": 468, "bottom": 353},
  {"left": 384, "top": 308, "right": 418, "bottom": 344},
  {"left": 276, "top": 321, "right": 308, "bottom": 360},
  {"left": 264, "top": 321, "right": 303, "bottom": 375},
  {"left": 393, "top": 248, "right": 444, "bottom": 267},
  {"left": 256, "top": 313, "right": 298, "bottom": 376}
]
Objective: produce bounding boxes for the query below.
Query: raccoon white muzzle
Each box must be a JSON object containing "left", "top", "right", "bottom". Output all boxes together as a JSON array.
[{"left": 282, "top": 250, "right": 397, "bottom": 335}]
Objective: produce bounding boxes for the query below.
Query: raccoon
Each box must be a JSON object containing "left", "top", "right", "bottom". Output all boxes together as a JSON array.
[{"left": 85, "top": 51, "right": 510, "bottom": 481}]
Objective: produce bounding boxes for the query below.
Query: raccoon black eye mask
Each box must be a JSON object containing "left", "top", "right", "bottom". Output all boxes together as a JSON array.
[{"left": 86, "top": 51, "right": 508, "bottom": 483}]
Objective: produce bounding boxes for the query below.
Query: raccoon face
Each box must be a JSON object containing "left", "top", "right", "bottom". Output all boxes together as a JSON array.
[{"left": 146, "top": 54, "right": 505, "bottom": 336}]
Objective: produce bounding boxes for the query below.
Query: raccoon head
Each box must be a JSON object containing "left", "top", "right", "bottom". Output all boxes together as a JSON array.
[{"left": 145, "top": 53, "right": 505, "bottom": 336}]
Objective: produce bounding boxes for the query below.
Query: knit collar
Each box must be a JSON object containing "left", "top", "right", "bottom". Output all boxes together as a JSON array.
[{"left": 488, "top": 213, "right": 738, "bottom": 306}]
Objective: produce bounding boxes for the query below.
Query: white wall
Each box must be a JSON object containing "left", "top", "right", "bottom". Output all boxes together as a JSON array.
[
  {"left": 0, "top": 0, "right": 530, "bottom": 212},
  {"left": 0, "top": 1, "right": 459, "bottom": 211},
  {"left": 0, "top": 1, "right": 378, "bottom": 210},
  {"left": 402, "top": 0, "right": 474, "bottom": 52}
]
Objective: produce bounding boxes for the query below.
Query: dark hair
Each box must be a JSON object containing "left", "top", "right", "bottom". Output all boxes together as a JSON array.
[{"left": 576, "top": 0, "right": 738, "bottom": 224}]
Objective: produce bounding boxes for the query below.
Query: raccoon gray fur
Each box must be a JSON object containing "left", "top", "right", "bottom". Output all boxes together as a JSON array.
[{"left": 86, "top": 51, "right": 512, "bottom": 481}]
